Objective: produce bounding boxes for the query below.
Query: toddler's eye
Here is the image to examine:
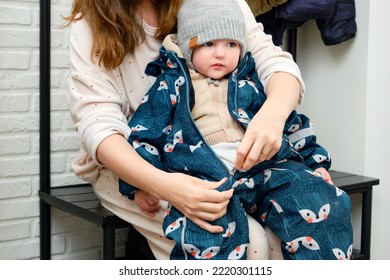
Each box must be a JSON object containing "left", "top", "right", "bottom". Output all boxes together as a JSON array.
[
  {"left": 227, "top": 42, "right": 238, "bottom": 48},
  {"left": 203, "top": 41, "right": 213, "bottom": 47}
]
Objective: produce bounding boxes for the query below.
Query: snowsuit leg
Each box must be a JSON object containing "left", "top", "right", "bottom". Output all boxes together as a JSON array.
[{"left": 255, "top": 160, "right": 353, "bottom": 260}]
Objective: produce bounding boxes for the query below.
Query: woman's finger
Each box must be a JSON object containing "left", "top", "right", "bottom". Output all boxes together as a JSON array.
[
  {"left": 190, "top": 217, "right": 224, "bottom": 233},
  {"left": 193, "top": 199, "right": 230, "bottom": 218},
  {"left": 234, "top": 138, "right": 254, "bottom": 171}
]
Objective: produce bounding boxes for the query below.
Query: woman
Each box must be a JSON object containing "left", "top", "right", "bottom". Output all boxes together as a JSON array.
[{"left": 66, "top": 0, "right": 305, "bottom": 259}]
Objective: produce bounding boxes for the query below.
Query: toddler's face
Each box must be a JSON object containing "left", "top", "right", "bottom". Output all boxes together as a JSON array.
[{"left": 191, "top": 39, "right": 240, "bottom": 79}]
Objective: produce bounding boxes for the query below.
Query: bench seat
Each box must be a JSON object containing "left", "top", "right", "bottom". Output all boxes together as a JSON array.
[{"left": 39, "top": 170, "right": 379, "bottom": 260}]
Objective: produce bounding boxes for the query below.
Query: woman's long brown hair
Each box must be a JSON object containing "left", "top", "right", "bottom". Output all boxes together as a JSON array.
[{"left": 64, "top": 0, "right": 182, "bottom": 69}]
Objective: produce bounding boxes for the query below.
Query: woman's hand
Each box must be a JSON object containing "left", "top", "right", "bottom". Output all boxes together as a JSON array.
[
  {"left": 234, "top": 72, "right": 301, "bottom": 171},
  {"left": 314, "top": 167, "right": 333, "bottom": 185},
  {"left": 235, "top": 105, "right": 284, "bottom": 171},
  {"left": 161, "top": 174, "right": 233, "bottom": 234},
  {"left": 135, "top": 174, "right": 233, "bottom": 234}
]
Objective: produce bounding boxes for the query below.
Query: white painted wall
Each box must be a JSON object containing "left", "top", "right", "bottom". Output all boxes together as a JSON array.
[
  {"left": 297, "top": 0, "right": 389, "bottom": 259},
  {"left": 365, "top": 0, "right": 390, "bottom": 260}
]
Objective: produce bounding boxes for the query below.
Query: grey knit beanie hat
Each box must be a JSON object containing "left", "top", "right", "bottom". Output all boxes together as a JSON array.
[{"left": 177, "top": 0, "right": 246, "bottom": 69}]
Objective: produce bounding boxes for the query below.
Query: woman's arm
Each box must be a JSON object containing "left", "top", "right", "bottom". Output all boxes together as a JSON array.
[
  {"left": 97, "top": 134, "right": 233, "bottom": 233},
  {"left": 237, "top": 0, "right": 305, "bottom": 102},
  {"left": 234, "top": 0, "right": 304, "bottom": 171}
]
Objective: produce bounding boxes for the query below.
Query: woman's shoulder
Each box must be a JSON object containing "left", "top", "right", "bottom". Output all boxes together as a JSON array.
[
  {"left": 235, "top": 0, "right": 255, "bottom": 17},
  {"left": 69, "top": 17, "right": 93, "bottom": 50}
]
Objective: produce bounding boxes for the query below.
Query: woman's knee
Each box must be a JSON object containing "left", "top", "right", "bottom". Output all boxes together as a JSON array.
[{"left": 246, "top": 215, "right": 270, "bottom": 260}]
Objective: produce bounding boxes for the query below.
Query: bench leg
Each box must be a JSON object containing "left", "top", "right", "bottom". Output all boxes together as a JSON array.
[
  {"left": 40, "top": 199, "right": 51, "bottom": 260},
  {"left": 360, "top": 187, "right": 373, "bottom": 260},
  {"left": 102, "top": 223, "right": 116, "bottom": 260}
]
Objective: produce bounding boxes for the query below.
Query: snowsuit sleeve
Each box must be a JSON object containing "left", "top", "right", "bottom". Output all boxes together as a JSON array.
[
  {"left": 119, "top": 70, "right": 177, "bottom": 199},
  {"left": 284, "top": 112, "right": 332, "bottom": 171}
]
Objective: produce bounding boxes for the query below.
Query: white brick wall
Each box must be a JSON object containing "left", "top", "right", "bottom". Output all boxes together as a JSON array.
[{"left": 0, "top": 0, "right": 127, "bottom": 259}]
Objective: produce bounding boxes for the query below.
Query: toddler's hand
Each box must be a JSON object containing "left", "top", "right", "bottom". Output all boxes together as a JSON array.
[
  {"left": 134, "top": 190, "right": 161, "bottom": 217},
  {"left": 314, "top": 167, "right": 333, "bottom": 185}
]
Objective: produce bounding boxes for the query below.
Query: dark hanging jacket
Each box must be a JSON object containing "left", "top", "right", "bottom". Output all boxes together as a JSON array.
[{"left": 257, "top": 0, "right": 357, "bottom": 46}]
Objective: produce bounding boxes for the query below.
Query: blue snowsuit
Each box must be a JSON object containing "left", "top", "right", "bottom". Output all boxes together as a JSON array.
[{"left": 119, "top": 47, "right": 353, "bottom": 260}]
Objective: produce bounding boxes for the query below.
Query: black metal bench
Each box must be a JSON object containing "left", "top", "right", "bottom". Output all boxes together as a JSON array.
[
  {"left": 38, "top": 170, "right": 379, "bottom": 260},
  {"left": 39, "top": 184, "right": 155, "bottom": 260}
]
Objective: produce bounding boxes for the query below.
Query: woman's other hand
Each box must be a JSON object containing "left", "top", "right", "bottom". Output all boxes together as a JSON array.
[
  {"left": 235, "top": 72, "right": 301, "bottom": 171},
  {"left": 235, "top": 105, "right": 284, "bottom": 171}
]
